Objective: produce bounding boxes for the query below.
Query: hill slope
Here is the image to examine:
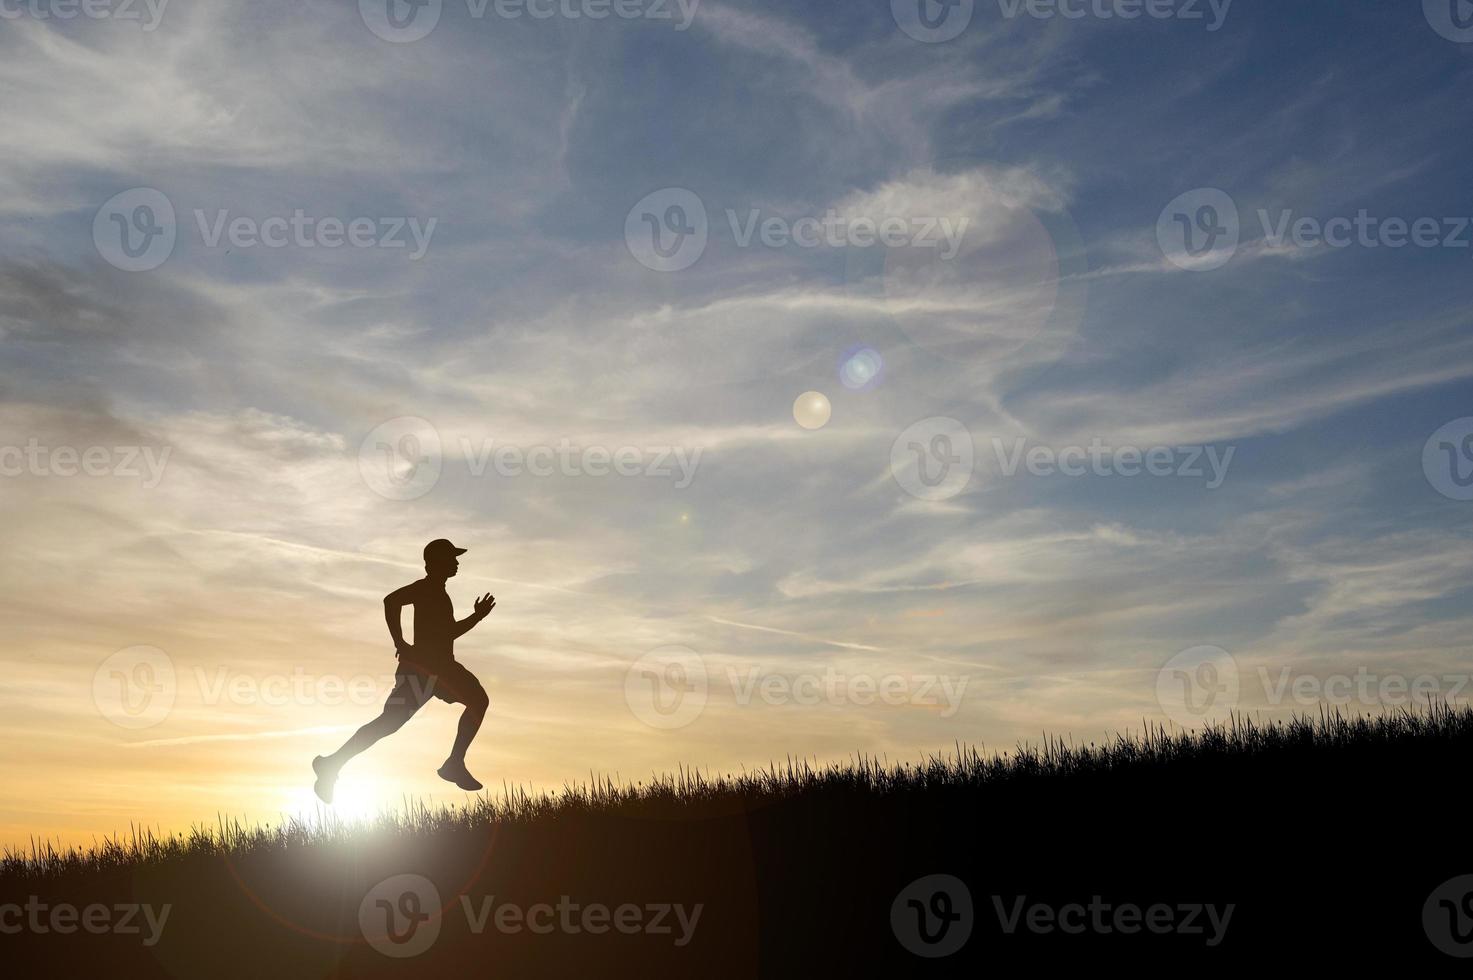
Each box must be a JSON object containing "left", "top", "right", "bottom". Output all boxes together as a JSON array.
[{"left": 5, "top": 706, "right": 1470, "bottom": 975}]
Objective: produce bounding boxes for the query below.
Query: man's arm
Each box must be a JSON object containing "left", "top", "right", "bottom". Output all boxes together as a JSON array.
[
  {"left": 384, "top": 582, "right": 418, "bottom": 655},
  {"left": 452, "top": 592, "right": 496, "bottom": 639}
]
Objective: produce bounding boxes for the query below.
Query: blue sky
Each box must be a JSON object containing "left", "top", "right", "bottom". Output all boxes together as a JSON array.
[{"left": 2, "top": 0, "right": 1472, "bottom": 840}]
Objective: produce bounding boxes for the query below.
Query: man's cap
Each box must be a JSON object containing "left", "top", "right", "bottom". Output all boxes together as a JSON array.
[{"left": 424, "top": 538, "right": 467, "bottom": 562}]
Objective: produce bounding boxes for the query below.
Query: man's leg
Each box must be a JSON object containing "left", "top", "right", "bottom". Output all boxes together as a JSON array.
[
  {"left": 313, "top": 669, "right": 427, "bottom": 803},
  {"left": 437, "top": 665, "right": 488, "bottom": 791}
]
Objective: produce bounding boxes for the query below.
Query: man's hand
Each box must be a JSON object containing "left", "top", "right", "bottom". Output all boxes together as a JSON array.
[
  {"left": 473, "top": 593, "right": 496, "bottom": 618},
  {"left": 395, "top": 641, "right": 415, "bottom": 659}
]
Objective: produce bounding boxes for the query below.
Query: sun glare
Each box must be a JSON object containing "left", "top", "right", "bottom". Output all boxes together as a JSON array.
[{"left": 284, "top": 772, "right": 385, "bottom": 826}]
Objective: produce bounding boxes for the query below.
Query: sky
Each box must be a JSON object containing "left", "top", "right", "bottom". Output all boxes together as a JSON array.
[{"left": 2, "top": 0, "right": 1473, "bottom": 847}]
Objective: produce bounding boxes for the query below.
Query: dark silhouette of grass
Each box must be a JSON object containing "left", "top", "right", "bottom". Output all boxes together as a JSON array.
[
  {"left": 10, "top": 703, "right": 1465, "bottom": 880},
  {"left": 5, "top": 704, "right": 1469, "bottom": 975}
]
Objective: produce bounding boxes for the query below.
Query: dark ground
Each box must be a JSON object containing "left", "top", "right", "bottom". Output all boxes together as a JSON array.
[{"left": 4, "top": 708, "right": 1470, "bottom": 976}]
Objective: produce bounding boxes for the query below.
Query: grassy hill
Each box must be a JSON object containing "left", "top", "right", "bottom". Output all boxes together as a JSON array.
[{"left": 5, "top": 705, "right": 1471, "bottom": 975}]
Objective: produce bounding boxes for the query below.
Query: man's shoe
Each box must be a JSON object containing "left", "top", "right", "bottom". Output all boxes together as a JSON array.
[
  {"left": 312, "top": 755, "right": 338, "bottom": 804},
  {"left": 437, "top": 760, "right": 483, "bottom": 791}
]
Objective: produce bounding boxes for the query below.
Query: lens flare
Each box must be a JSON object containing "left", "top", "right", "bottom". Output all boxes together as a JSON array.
[
  {"left": 840, "top": 348, "right": 883, "bottom": 389},
  {"left": 793, "top": 391, "right": 832, "bottom": 430}
]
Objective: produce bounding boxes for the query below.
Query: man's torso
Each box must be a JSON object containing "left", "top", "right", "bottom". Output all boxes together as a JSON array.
[{"left": 407, "top": 579, "right": 455, "bottom": 664}]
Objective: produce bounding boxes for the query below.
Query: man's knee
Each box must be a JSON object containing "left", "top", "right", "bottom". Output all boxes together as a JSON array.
[
  {"left": 375, "top": 705, "right": 416, "bottom": 734},
  {"left": 465, "top": 683, "right": 489, "bottom": 713}
]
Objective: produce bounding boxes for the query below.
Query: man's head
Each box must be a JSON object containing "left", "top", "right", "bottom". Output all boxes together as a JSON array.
[{"left": 423, "top": 538, "right": 466, "bottom": 579}]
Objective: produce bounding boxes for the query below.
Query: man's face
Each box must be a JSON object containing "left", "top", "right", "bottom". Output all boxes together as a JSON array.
[{"left": 427, "top": 555, "right": 460, "bottom": 578}]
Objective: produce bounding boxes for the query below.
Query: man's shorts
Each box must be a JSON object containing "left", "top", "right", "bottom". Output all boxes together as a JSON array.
[{"left": 386, "top": 658, "right": 482, "bottom": 709}]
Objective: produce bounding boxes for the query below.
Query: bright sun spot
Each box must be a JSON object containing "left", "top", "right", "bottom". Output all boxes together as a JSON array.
[{"left": 284, "top": 771, "right": 386, "bottom": 825}]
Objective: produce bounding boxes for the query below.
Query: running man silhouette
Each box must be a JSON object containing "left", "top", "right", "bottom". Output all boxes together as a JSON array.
[{"left": 312, "top": 539, "right": 495, "bottom": 802}]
